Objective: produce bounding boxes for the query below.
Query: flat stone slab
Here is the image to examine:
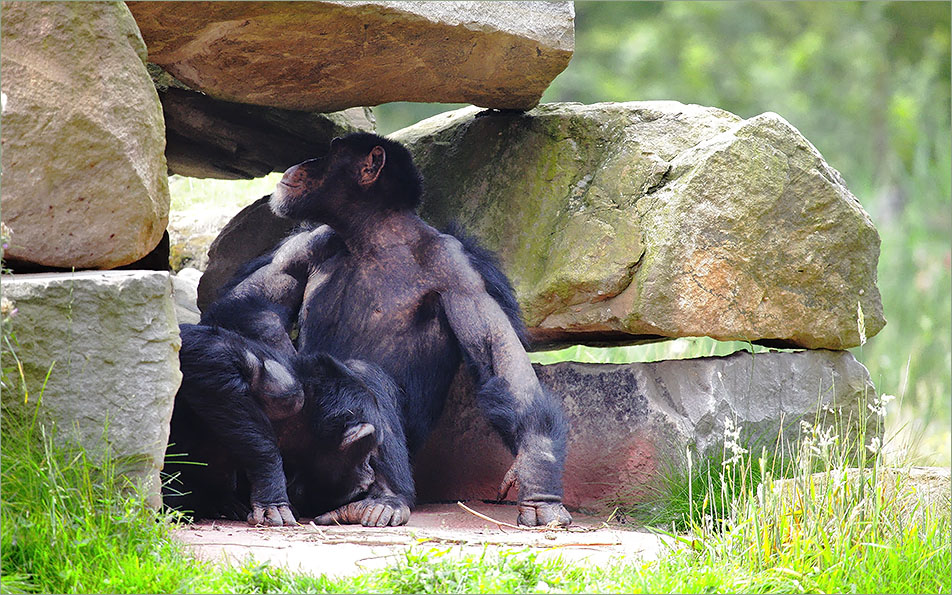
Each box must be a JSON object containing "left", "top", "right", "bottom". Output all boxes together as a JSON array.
[
  {"left": 174, "top": 502, "right": 671, "bottom": 578},
  {"left": 128, "top": 1, "right": 574, "bottom": 112},
  {"left": 1, "top": 271, "right": 181, "bottom": 507},
  {"left": 414, "top": 349, "right": 879, "bottom": 511}
]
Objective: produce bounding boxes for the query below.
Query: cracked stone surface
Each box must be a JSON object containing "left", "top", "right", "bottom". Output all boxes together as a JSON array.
[{"left": 174, "top": 502, "right": 671, "bottom": 577}]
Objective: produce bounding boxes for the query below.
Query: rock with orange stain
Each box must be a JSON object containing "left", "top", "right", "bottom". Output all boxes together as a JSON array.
[
  {"left": 413, "top": 349, "right": 879, "bottom": 512},
  {"left": 127, "top": 1, "right": 574, "bottom": 112},
  {"left": 394, "top": 102, "right": 885, "bottom": 350}
]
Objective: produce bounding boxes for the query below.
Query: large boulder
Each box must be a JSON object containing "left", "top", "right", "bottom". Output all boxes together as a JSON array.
[
  {"left": 127, "top": 1, "right": 574, "bottom": 112},
  {"left": 151, "top": 65, "right": 376, "bottom": 179},
  {"left": 1, "top": 271, "right": 182, "bottom": 508},
  {"left": 393, "top": 102, "right": 885, "bottom": 350},
  {"left": 0, "top": 1, "right": 169, "bottom": 270},
  {"left": 414, "top": 349, "right": 880, "bottom": 512},
  {"left": 195, "top": 196, "right": 297, "bottom": 311}
]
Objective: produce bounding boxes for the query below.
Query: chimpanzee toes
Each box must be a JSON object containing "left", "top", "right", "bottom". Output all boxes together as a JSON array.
[
  {"left": 313, "top": 497, "right": 411, "bottom": 527},
  {"left": 247, "top": 503, "right": 298, "bottom": 527},
  {"left": 361, "top": 503, "right": 388, "bottom": 527},
  {"left": 517, "top": 501, "right": 572, "bottom": 527}
]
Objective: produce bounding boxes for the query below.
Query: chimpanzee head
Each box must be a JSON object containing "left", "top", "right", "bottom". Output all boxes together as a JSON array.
[
  {"left": 241, "top": 348, "right": 305, "bottom": 421},
  {"left": 270, "top": 133, "right": 423, "bottom": 224}
]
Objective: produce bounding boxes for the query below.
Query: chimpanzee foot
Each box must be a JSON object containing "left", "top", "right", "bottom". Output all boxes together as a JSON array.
[
  {"left": 313, "top": 496, "right": 411, "bottom": 527},
  {"left": 247, "top": 502, "right": 297, "bottom": 527},
  {"left": 517, "top": 500, "right": 572, "bottom": 527}
]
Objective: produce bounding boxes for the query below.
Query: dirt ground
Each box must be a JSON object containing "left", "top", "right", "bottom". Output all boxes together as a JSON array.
[{"left": 174, "top": 501, "right": 673, "bottom": 578}]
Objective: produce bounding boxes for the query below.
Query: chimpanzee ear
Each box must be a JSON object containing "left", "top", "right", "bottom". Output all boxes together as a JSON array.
[
  {"left": 340, "top": 422, "right": 377, "bottom": 462},
  {"left": 340, "top": 422, "right": 375, "bottom": 450},
  {"left": 240, "top": 349, "right": 262, "bottom": 388},
  {"left": 356, "top": 146, "right": 386, "bottom": 188}
]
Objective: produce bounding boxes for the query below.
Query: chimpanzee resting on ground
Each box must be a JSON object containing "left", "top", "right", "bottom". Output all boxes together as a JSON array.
[
  {"left": 246, "top": 132, "right": 572, "bottom": 527},
  {"left": 165, "top": 230, "right": 411, "bottom": 525}
]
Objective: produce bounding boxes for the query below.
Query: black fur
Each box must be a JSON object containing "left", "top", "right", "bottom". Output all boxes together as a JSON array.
[{"left": 261, "top": 132, "right": 571, "bottom": 526}]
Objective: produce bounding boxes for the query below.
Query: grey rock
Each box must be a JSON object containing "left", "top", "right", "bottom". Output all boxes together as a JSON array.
[
  {"left": 127, "top": 1, "right": 574, "bottom": 112},
  {"left": 414, "top": 349, "right": 879, "bottom": 511},
  {"left": 0, "top": 1, "right": 170, "bottom": 269},
  {"left": 393, "top": 102, "right": 885, "bottom": 350},
  {"left": 1, "top": 271, "right": 182, "bottom": 507},
  {"left": 171, "top": 268, "right": 202, "bottom": 325},
  {"left": 196, "top": 196, "right": 297, "bottom": 311}
]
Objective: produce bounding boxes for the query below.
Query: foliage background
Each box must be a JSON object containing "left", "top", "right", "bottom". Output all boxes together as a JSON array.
[{"left": 373, "top": 1, "right": 952, "bottom": 464}]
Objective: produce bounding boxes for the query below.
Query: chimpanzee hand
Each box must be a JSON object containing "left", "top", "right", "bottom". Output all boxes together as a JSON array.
[
  {"left": 247, "top": 502, "right": 297, "bottom": 527},
  {"left": 313, "top": 495, "right": 411, "bottom": 527},
  {"left": 498, "top": 461, "right": 572, "bottom": 527},
  {"left": 516, "top": 500, "right": 572, "bottom": 527}
]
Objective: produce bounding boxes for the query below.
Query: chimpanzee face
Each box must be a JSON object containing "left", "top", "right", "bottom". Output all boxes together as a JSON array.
[{"left": 269, "top": 137, "right": 386, "bottom": 223}]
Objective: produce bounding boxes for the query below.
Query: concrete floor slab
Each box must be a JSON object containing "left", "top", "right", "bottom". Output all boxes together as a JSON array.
[{"left": 173, "top": 502, "right": 673, "bottom": 578}]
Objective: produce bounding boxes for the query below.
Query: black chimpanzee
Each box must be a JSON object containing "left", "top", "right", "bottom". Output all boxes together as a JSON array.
[
  {"left": 260, "top": 132, "right": 572, "bottom": 527},
  {"left": 165, "top": 322, "right": 408, "bottom": 525},
  {"left": 164, "top": 227, "right": 412, "bottom": 526}
]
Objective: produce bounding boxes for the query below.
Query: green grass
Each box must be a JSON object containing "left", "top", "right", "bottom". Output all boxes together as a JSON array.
[
  {"left": 3, "top": 322, "right": 948, "bottom": 594},
  {"left": 168, "top": 173, "right": 282, "bottom": 212}
]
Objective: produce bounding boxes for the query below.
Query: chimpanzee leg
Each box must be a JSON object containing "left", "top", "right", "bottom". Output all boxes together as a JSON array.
[
  {"left": 302, "top": 354, "right": 415, "bottom": 527},
  {"left": 176, "top": 324, "right": 296, "bottom": 526}
]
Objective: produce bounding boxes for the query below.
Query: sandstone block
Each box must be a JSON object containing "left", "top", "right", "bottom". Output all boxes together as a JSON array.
[
  {"left": 1, "top": 271, "right": 182, "bottom": 507},
  {"left": 128, "top": 1, "right": 574, "bottom": 112},
  {"left": 393, "top": 102, "right": 885, "bottom": 350},
  {"left": 0, "top": 2, "right": 170, "bottom": 269},
  {"left": 413, "top": 349, "right": 879, "bottom": 512}
]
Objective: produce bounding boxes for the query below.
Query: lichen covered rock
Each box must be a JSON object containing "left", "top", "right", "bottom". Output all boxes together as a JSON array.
[{"left": 393, "top": 102, "right": 885, "bottom": 350}]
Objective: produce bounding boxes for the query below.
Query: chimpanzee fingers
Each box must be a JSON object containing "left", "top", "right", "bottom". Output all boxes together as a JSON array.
[
  {"left": 516, "top": 503, "right": 537, "bottom": 527},
  {"left": 247, "top": 503, "right": 297, "bottom": 527},
  {"left": 517, "top": 501, "right": 572, "bottom": 528},
  {"left": 277, "top": 505, "right": 298, "bottom": 526},
  {"left": 497, "top": 463, "right": 518, "bottom": 501}
]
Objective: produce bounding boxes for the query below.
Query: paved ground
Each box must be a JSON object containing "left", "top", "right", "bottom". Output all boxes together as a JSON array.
[{"left": 174, "top": 501, "right": 673, "bottom": 578}]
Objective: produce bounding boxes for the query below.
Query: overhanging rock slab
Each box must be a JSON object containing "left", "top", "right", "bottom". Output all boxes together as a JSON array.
[
  {"left": 414, "top": 349, "right": 879, "bottom": 512},
  {"left": 1, "top": 271, "right": 182, "bottom": 507},
  {"left": 128, "top": 1, "right": 574, "bottom": 112}
]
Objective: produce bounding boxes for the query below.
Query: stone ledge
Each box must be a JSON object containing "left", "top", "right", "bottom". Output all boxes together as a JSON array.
[
  {"left": 1, "top": 271, "right": 182, "bottom": 507},
  {"left": 414, "top": 349, "right": 879, "bottom": 512}
]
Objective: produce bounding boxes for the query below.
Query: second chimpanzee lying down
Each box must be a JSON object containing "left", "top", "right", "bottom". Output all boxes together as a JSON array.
[
  {"left": 199, "top": 132, "right": 572, "bottom": 527},
  {"left": 165, "top": 226, "right": 412, "bottom": 525},
  {"left": 165, "top": 323, "right": 410, "bottom": 525}
]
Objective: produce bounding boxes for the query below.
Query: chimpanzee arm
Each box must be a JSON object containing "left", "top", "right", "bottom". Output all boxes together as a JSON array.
[
  {"left": 177, "top": 325, "right": 297, "bottom": 526},
  {"left": 437, "top": 239, "right": 572, "bottom": 527},
  {"left": 203, "top": 225, "right": 337, "bottom": 355}
]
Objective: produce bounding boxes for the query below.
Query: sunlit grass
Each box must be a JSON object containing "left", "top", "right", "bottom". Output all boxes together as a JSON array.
[{"left": 169, "top": 173, "right": 282, "bottom": 212}]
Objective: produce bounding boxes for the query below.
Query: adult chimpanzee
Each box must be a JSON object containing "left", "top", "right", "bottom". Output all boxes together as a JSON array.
[
  {"left": 165, "top": 228, "right": 412, "bottom": 526},
  {"left": 264, "top": 132, "right": 572, "bottom": 527}
]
